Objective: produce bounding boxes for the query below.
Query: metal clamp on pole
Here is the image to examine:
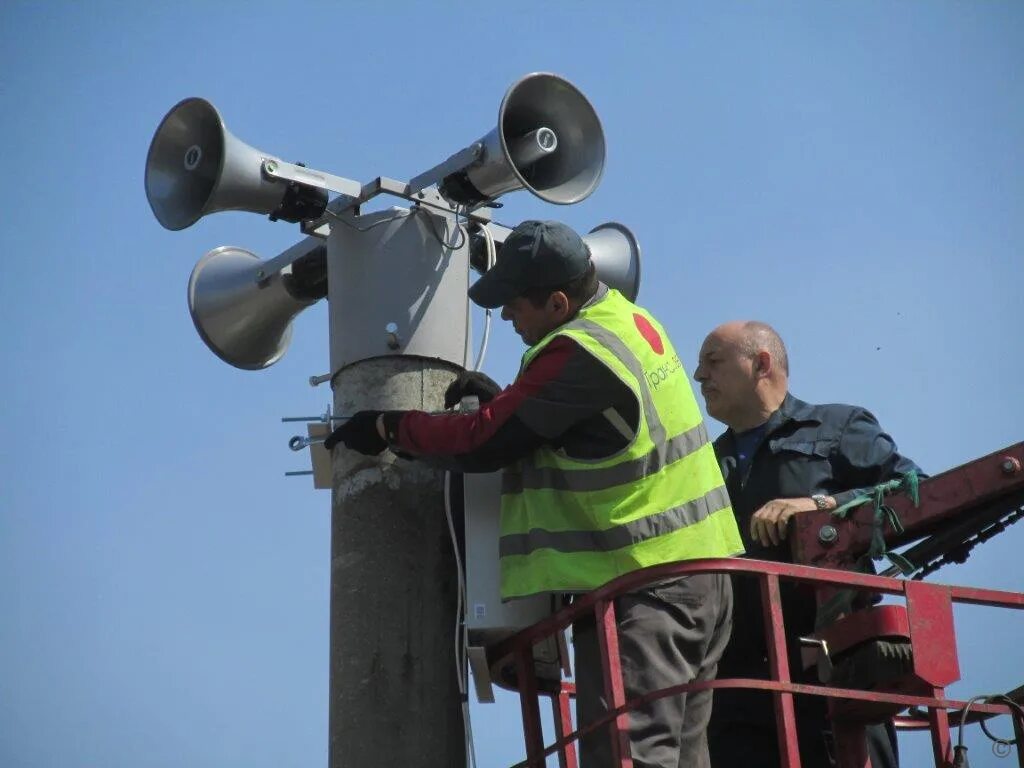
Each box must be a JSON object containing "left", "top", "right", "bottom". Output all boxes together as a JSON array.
[
  {"left": 288, "top": 411, "right": 352, "bottom": 450},
  {"left": 284, "top": 420, "right": 335, "bottom": 490}
]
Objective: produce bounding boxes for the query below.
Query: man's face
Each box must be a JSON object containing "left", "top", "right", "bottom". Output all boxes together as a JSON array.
[
  {"left": 694, "top": 329, "right": 759, "bottom": 426},
  {"left": 501, "top": 295, "right": 561, "bottom": 346}
]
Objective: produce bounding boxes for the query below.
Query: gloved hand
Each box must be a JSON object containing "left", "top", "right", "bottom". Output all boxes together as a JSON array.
[
  {"left": 323, "top": 410, "right": 386, "bottom": 455},
  {"left": 443, "top": 370, "right": 502, "bottom": 410}
]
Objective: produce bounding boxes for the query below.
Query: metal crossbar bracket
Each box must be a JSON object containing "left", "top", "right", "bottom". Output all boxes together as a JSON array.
[{"left": 301, "top": 175, "right": 494, "bottom": 238}]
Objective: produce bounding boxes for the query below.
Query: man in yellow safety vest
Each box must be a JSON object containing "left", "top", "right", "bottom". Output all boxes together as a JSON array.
[{"left": 327, "top": 220, "right": 744, "bottom": 768}]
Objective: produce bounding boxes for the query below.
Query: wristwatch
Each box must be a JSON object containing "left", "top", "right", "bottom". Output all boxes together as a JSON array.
[{"left": 811, "top": 494, "right": 832, "bottom": 511}]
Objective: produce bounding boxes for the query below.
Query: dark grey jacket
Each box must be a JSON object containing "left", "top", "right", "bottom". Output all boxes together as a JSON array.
[
  {"left": 710, "top": 393, "right": 921, "bottom": 718},
  {"left": 714, "top": 393, "right": 923, "bottom": 562},
  {"left": 707, "top": 395, "right": 920, "bottom": 766}
]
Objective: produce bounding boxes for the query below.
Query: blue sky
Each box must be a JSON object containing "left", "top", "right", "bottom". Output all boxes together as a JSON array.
[{"left": 1, "top": 2, "right": 1021, "bottom": 766}]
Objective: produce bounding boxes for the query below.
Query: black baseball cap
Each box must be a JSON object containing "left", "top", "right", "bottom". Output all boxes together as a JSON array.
[{"left": 468, "top": 220, "right": 591, "bottom": 309}]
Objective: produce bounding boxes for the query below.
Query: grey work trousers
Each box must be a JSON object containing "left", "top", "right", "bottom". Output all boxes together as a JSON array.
[{"left": 572, "top": 572, "right": 733, "bottom": 768}]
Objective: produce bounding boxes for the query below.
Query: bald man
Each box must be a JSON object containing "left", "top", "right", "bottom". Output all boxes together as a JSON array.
[{"left": 694, "top": 321, "right": 920, "bottom": 768}]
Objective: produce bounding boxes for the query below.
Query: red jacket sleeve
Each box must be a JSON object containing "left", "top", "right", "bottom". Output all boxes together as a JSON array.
[{"left": 392, "top": 337, "right": 578, "bottom": 457}]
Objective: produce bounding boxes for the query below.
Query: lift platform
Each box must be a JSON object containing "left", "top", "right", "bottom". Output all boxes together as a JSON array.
[{"left": 485, "top": 441, "right": 1024, "bottom": 767}]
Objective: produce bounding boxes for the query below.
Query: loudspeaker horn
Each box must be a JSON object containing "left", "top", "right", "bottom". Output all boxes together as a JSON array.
[
  {"left": 584, "top": 222, "right": 642, "bottom": 302},
  {"left": 187, "top": 245, "right": 323, "bottom": 370},
  {"left": 439, "top": 73, "right": 605, "bottom": 207},
  {"left": 146, "top": 98, "right": 297, "bottom": 231}
]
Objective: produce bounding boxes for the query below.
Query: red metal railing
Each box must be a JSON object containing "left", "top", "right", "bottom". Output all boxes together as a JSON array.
[
  {"left": 486, "top": 558, "right": 1024, "bottom": 768},
  {"left": 791, "top": 442, "right": 1024, "bottom": 575}
]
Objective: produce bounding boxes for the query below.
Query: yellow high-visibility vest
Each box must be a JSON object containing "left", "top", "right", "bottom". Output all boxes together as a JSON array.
[{"left": 500, "top": 289, "right": 744, "bottom": 599}]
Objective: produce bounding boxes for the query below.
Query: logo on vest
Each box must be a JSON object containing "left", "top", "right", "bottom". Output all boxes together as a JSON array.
[
  {"left": 633, "top": 313, "right": 664, "bottom": 355},
  {"left": 645, "top": 354, "right": 683, "bottom": 390}
]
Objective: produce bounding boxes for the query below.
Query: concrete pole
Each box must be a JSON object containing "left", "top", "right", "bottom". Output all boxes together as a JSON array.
[
  {"left": 328, "top": 358, "right": 464, "bottom": 767},
  {"left": 326, "top": 208, "right": 469, "bottom": 767}
]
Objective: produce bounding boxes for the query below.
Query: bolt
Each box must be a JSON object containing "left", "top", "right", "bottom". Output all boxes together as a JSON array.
[
  {"left": 266, "top": 160, "right": 278, "bottom": 173},
  {"left": 183, "top": 145, "right": 202, "bottom": 171},
  {"left": 385, "top": 322, "right": 400, "bottom": 350},
  {"left": 818, "top": 524, "right": 839, "bottom": 545},
  {"left": 1001, "top": 457, "right": 1021, "bottom": 475}
]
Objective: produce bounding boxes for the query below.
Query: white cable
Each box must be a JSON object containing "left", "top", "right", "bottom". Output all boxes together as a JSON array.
[
  {"left": 324, "top": 206, "right": 409, "bottom": 231},
  {"left": 444, "top": 471, "right": 478, "bottom": 768},
  {"left": 419, "top": 204, "right": 467, "bottom": 251},
  {"left": 471, "top": 224, "right": 496, "bottom": 372}
]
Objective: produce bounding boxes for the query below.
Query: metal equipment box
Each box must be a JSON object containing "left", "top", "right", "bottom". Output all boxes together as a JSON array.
[{"left": 461, "top": 470, "right": 567, "bottom": 701}]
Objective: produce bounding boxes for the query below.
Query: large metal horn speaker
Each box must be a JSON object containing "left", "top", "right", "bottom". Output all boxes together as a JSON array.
[
  {"left": 439, "top": 73, "right": 605, "bottom": 207},
  {"left": 583, "top": 223, "right": 642, "bottom": 302},
  {"left": 187, "top": 245, "right": 323, "bottom": 370},
  {"left": 145, "top": 98, "right": 301, "bottom": 231}
]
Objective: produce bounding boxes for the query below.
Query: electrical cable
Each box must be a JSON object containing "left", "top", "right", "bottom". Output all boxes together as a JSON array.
[
  {"left": 323, "top": 205, "right": 410, "bottom": 231},
  {"left": 956, "top": 693, "right": 1024, "bottom": 764},
  {"left": 324, "top": 196, "right": 465, "bottom": 250},
  {"left": 420, "top": 204, "right": 467, "bottom": 251},
  {"left": 980, "top": 695, "right": 1024, "bottom": 757},
  {"left": 444, "top": 470, "right": 478, "bottom": 768},
  {"left": 471, "top": 224, "right": 496, "bottom": 372}
]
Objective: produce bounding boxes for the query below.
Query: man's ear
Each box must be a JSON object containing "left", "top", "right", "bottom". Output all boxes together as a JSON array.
[
  {"left": 754, "top": 350, "right": 773, "bottom": 377},
  {"left": 549, "top": 290, "right": 570, "bottom": 316}
]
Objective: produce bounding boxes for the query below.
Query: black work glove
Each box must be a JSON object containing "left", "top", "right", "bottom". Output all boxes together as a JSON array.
[
  {"left": 323, "top": 410, "right": 386, "bottom": 455},
  {"left": 443, "top": 370, "right": 502, "bottom": 410}
]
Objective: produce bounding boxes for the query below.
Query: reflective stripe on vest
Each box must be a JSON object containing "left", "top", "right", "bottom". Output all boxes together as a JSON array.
[
  {"left": 501, "top": 420, "right": 710, "bottom": 494},
  {"left": 498, "top": 289, "right": 744, "bottom": 599},
  {"left": 500, "top": 484, "right": 733, "bottom": 555}
]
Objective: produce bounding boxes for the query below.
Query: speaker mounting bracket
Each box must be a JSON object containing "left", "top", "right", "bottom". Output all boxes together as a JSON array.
[
  {"left": 262, "top": 159, "right": 362, "bottom": 198},
  {"left": 407, "top": 142, "right": 484, "bottom": 196},
  {"left": 254, "top": 236, "right": 327, "bottom": 286}
]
